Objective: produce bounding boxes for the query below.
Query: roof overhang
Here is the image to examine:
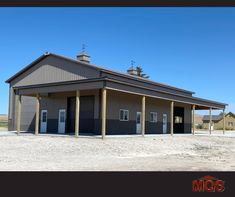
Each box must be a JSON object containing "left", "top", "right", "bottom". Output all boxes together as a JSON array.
[
  {"left": 13, "top": 77, "right": 227, "bottom": 110},
  {"left": 14, "top": 78, "right": 105, "bottom": 96},
  {"left": 105, "top": 78, "right": 227, "bottom": 110}
]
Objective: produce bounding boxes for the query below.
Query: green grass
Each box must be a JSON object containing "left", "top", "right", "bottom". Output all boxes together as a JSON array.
[
  {"left": 0, "top": 122, "right": 8, "bottom": 128},
  {"left": 0, "top": 116, "right": 8, "bottom": 128}
]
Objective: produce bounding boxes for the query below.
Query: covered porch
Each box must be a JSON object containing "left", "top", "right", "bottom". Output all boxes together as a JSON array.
[{"left": 14, "top": 77, "right": 227, "bottom": 139}]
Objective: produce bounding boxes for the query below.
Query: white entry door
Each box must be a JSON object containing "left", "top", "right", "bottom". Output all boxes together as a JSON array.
[
  {"left": 211, "top": 122, "right": 214, "bottom": 131},
  {"left": 136, "top": 112, "right": 142, "bottom": 134},
  {"left": 58, "top": 109, "right": 66, "bottom": 134},
  {"left": 163, "top": 114, "right": 167, "bottom": 134},
  {"left": 40, "top": 110, "right": 47, "bottom": 133}
]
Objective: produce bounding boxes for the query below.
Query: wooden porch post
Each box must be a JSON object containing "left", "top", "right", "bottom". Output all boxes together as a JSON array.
[
  {"left": 209, "top": 107, "right": 212, "bottom": 135},
  {"left": 192, "top": 105, "right": 195, "bottom": 135},
  {"left": 101, "top": 88, "right": 107, "bottom": 140},
  {"left": 75, "top": 90, "right": 80, "bottom": 138},
  {"left": 141, "top": 96, "right": 146, "bottom": 137},
  {"left": 223, "top": 108, "right": 225, "bottom": 135},
  {"left": 35, "top": 94, "right": 40, "bottom": 135},
  {"left": 17, "top": 95, "right": 22, "bottom": 135},
  {"left": 171, "top": 101, "right": 174, "bottom": 136}
]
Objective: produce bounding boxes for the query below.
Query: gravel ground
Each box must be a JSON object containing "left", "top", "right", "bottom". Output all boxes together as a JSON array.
[{"left": 0, "top": 130, "right": 235, "bottom": 171}]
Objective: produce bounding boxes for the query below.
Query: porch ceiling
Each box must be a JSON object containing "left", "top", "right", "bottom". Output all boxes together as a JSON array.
[
  {"left": 194, "top": 105, "right": 220, "bottom": 110},
  {"left": 14, "top": 77, "right": 105, "bottom": 95}
]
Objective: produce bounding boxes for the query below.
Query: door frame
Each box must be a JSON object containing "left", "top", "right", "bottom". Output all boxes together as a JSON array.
[
  {"left": 211, "top": 121, "right": 214, "bottom": 131},
  {"left": 136, "top": 112, "right": 142, "bottom": 134},
  {"left": 173, "top": 106, "right": 184, "bottom": 133},
  {"left": 58, "top": 109, "right": 66, "bottom": 134},
  {"left": 40, "top": 110, "right": 47, "bottom": 133},
  {"left": 163, "top": 113, "right": 167, "bottom": 134}
]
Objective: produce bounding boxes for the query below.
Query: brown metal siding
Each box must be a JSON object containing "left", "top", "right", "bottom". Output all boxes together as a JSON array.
[
  {"left": 107, "top": 92, "right": 172, "bottom": 123},
  {"left": 11, "top": 88, "right": 192, "bottom": 134},
  {"left": 17, "top": 81, "right": 104, "bottom": 95},
  {"left": 106, "top": 90, "right": 192, "bottom": 134},
  {"left": 40, "top": 90, "right": 99, "bottom": 119},
  {"left": 173, "top": 102, "right": 192, "bottom": 133},
  {"left": 106, "top": 81, "right": 224, "bottom": 109},
  {"left": 183, "top": 104, "right": 192, "bottom": 133},
  {"left": 11, "top": 90, "right": 100, "bottom": 132},
  {"left": 8, "top": 86, "right": 15, "bottom": 131},
  {"left": 11, "top": 56, "right": 100, "bottom": 87},
  {"left": 105, "top": 90, "right": 140, "bottom": 134},
  {"left": 40, "top": 93, "right": 68, "bottom": 133},
  {"left": 106, "top": 90, "right": 171, "bottom": 134},
  {"left": 13, "top": 95, "right": 36, "bottom": 131},
  {"left": 67, "top": 96, "right": 95, "bottom": 133},
  {"left": 107, "top": 90, "right": 141, "bottom": 121},
  {"left": 39, "top": 90, "right": 100, "bottom": 133},
  {"left": 145, "top": 97, "right": 171, "bottom": 134},
  {"left": 8, "top": 87, "right": 14, "bottom": 119},
  {"left": 41, "top": 93, "right": 68, "bottom": 119}
]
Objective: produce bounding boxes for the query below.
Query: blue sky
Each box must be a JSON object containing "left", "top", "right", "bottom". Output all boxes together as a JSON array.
[{"left": 0, "top": 8, "right": 234, "bottom": 115}]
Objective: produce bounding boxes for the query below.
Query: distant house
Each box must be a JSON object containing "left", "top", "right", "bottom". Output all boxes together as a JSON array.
[
  {"left": 202, "top": 112, "right": 235, "bottom": 130},
  {"left": 194, "top": 114, "right": 203, "bottom": 128}
]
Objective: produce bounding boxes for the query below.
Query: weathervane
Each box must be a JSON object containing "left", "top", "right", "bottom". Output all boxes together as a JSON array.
[
  {"left": 131, "top": 60, "right": 135, "bottom": 68},
  {"left": 82, "top": 44, "right": 86, "bottom": 53}
]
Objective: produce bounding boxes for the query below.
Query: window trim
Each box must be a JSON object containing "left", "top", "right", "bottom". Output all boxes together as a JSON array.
[
  {"left": 174, "top": 116, "right": 183, "bottom": 124},
  {"left": 42, "top": 112, "right": 47, "bottom": 122},
  {"left": 119, "top": 109, "right": 129, "bottom": 121},
  {"left": 59, "top": 109, "right": 66, "bottom": 123},
  {"left": 228, "top": 121, "right": 233, "bottom": 127},
  {"left": 41, "top": 110, "right": 47, "bottom": 123},
  {"left": 150, "top": 112, "right": 157, "bottom": 123},
  {"left": 60, "top": 111, "right": 66, "bottom": 123}
]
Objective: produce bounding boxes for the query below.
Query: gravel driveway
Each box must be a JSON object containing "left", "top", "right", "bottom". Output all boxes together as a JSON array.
[{"left": 0, "top": 130, "right": 235, "bottom": 171}]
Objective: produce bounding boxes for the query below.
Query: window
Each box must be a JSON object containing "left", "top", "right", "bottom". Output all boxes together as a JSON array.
[
  {"left": 175, "top": 116, "right": 183, "bottom": 124},
  {"left": 136, "top": 112, "right": 141, "bottom": 124},
  {"left": 228, "top": 122, "right": 233, "bottom": 127},
  {"left": 150, "top": 112, "right": 157, "bottom": 123},
  {"left": 120, "top": 109, "right": 129, "bottom": 121},
  {"left": 42, "top": 112, "right": 47, "bottom": 122},
  {"left": 60, "top": 111, "right": 65, "bottom": 123}
]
